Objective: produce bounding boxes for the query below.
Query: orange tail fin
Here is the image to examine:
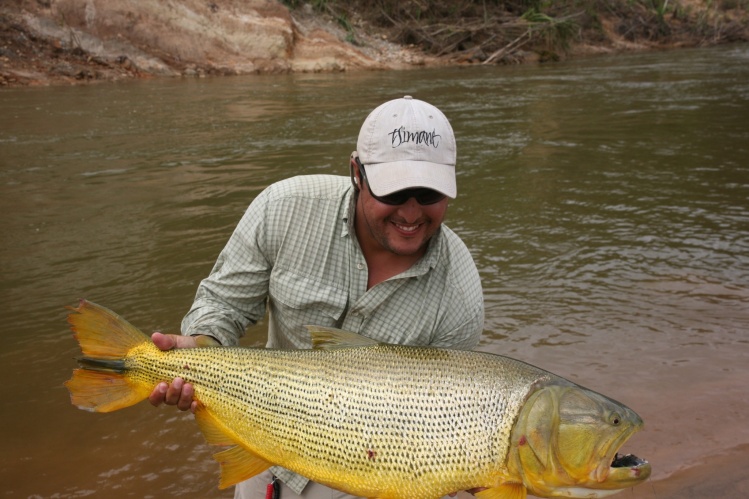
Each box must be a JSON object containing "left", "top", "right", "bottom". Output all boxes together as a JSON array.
[{"left": 65, "top": 300, "right": 152, "bottom": 413}]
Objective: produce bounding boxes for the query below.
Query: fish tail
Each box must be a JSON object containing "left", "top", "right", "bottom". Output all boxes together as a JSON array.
[{"left": 64, "top": 299, "right": 153, "bottom": 413}]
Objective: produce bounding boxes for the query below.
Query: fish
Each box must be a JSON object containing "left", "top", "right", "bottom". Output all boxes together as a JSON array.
[{"left": 65, "top": 300, "right": 651, "bottom": 499}]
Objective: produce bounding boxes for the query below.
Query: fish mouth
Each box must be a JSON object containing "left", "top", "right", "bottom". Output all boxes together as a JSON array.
[
  {"left": 607, "top": 452, "right": 651, "bottom": 484},
  {"left": 612, "top": 453, "right": 647, "bottom": 468},
  {"left": 592, "top": 425, "right": 651, "bottom": 488}
]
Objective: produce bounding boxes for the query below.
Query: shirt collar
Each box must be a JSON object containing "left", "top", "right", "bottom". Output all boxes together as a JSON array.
[{"left": 403, "top": 226, "right": 443, "bottom": 277}]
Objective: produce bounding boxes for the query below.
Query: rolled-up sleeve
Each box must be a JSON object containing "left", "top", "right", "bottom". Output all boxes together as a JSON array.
[{"left": 181, "top": 188, "right": 273, "bottom": 346}]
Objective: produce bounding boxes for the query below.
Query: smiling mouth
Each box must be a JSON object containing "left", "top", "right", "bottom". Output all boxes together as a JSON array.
[{"left": 393, "top": 222, "right": 420, "bottom": 233}]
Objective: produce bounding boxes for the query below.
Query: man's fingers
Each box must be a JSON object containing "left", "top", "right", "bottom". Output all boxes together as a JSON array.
[
  {"left": 178, "top": 383, "right": 195, "bottom": 411},
  {"left": 148, "top": 382, "right": 168, "bottom": 407},
  {"left": 151, "top": 332, "right": 176, "bottom": 351},
  {"left": 159, "top": 378, "right": 195, "bottom": 412},
  {"left": 164, "top": 378, "right": 184, "bottom": 405},
  {"left": 147, "top": 334, "right": 204, "bottom": 411},
  {"left": 147, "top": 379, "right": 194, "bottom": 412},
  {"left": 151, "top": 333, "right": 199, "bottom": 351}
]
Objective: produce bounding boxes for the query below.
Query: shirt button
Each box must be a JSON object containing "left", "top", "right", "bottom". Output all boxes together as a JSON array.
[{"left": 357, "top": 263, "right": 364, "bottom": 270}]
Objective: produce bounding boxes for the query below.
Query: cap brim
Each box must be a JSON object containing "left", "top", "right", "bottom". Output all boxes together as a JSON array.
[{"left": 364, "top": 161, "right": 456, "bottom": 199}]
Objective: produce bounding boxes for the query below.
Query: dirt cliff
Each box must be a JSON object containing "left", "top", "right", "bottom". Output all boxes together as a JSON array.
[
  {"left": 1, "top": 0, "right": 747, "bottom": 86},
  {"left": 0, "top": 0, "right": 431, "bottom": 86}
]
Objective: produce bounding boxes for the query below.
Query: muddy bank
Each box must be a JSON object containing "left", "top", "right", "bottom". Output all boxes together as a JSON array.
[
  {"left": 1, "top": 0, "right": 748, "bottom": 87},
  {"left": 0, "top": 0, "right": 428, "bottom": 87},
  {"left": 645, "top": 445, "right": 749, "bottom": 498},
  {"left": 452, "top": 444, "right": 749, "bottom": 499}
]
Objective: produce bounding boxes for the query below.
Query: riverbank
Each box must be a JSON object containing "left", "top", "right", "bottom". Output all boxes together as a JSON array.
[
  {"left": 459, "top": 444, "right": 749, "bottom": 498},
  {"left": 644, "top": 445, "right": 749, "bottom": 498},
  {"left": 1, "top": 0, "right": 748, "bottom": 87},
  {"left": 453, "top": 445, "right": 749, "bottom": 499}
]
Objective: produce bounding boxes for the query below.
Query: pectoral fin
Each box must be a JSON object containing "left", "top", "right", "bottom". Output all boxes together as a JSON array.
[{"left": 475, "top": 483, "right": 527, "bottom": 499}]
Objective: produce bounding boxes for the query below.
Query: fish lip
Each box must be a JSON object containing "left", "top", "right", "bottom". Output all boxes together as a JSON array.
[
  {"left": 595, "top": 424, "right": 646, "bottom": 483},
  {"left": 611, "top": 452, "right": 651, "bottom": 477},
  {"left": 607, "top": 452, "right": 652, "bottom": 484}
]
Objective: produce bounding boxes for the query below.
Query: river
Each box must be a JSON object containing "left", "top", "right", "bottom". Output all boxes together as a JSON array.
[{"left": 1, "top": 44, "right": 748, "bottom": 498}]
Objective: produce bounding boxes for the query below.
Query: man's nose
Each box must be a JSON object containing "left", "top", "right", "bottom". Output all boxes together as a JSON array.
[{"left": 396, "top": 197, "right": 422, "bottom": 222}]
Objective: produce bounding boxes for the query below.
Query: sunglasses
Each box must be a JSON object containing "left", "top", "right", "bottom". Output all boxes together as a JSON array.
[{"left": 357, "top": 159, "right": 446, "bottom": 206}]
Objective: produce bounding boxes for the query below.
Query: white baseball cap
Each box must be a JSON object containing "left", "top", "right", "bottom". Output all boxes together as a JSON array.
[{"left": 356, "top": 96, "right": 457, "bottom": 198}]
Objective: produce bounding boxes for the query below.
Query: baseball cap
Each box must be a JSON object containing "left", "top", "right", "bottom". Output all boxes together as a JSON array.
[{"left": 356, "top": 96, "right": 457, "bottom": 198}]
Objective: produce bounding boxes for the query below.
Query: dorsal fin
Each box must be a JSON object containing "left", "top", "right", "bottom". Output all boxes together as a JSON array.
[{"left": 306, "top": 325, "right": 380, "bottom": 350}]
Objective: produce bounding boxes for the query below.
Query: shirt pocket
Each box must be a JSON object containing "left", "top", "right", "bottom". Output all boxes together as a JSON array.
[{"left": 269, "top": 268, "right": 348, "bottom": 344}]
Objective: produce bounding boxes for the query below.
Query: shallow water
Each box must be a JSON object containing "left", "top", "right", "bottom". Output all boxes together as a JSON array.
[{"left": 1, "top": 44, "right": 748, "bottom": 497}]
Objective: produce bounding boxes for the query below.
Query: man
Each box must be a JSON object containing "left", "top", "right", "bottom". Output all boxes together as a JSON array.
[{"left": 149, "top": 96, "right": 484, "bottom": 498}]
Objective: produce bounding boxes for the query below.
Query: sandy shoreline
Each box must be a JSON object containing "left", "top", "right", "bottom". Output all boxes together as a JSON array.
[
  {"left": 634, "top": 445, "right": 749, "bottom": 498},
  {"left": 454, "top": 444, "right": 749, "bottom": 499}
]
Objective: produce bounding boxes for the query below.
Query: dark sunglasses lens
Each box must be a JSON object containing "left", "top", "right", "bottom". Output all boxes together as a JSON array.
[
  {"left": 378, "top": 192, "right": 408, "bottom": 205},
  {"left": 379, "top": 189, "right": 445, "bottom": 205},
  {"left": 416, "top": 190, "right": 446, "bottom": 205}
]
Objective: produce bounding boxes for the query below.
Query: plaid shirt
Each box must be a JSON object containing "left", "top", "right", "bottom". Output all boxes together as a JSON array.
[{"left": 181, "top": 174, "right": 484, "bottom": 494}]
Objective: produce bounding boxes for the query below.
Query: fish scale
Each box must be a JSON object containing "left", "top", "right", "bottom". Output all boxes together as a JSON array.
[{"left": 66, "top": 300, "right": 651, "bottom": 499}]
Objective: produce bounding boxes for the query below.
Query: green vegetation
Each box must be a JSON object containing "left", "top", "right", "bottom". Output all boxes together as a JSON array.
[{"left": 282, "top": 0, "right": 748, "bottom": 63}]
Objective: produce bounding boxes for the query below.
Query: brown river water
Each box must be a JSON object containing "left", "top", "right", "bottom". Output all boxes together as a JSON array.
[{"left": 1, "top": 44, "right": 748, "bottom": 498}]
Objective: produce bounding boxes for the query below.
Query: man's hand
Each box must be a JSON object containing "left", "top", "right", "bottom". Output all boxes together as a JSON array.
[{"left": 147, "top": 333, "right": 219, "bottom": 413}]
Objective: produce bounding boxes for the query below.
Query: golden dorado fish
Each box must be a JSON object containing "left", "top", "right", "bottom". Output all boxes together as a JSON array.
[{"left": 65, "top": 300, "right": 651, "bottom": 499}]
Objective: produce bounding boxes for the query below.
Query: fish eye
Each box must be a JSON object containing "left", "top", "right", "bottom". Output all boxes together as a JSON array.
[{"left": 609, "top": 412, "right": 622, "bottom": 426}]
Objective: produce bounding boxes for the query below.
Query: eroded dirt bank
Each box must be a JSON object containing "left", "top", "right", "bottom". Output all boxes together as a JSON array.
[
  {"left": 1, "top": 0, "right": 748, "bottom": 87},
  {"left": 0, "top": 0, "right": 429, "bottom": 86}
]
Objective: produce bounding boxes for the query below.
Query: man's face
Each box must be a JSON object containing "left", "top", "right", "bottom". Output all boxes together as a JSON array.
[{"left": 354, "top": 167, "right": 449, "bottom": 257}]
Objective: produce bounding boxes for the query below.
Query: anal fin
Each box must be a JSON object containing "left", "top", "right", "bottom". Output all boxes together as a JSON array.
[
  {"left": 475, "top": 483, "right": 527, "bottom": 499},
  {"left": 194, "top": 403, "right": 236, "bottom": 446},
  {"left": 193, "top": 404, "right": 273, "bottom": 488},
  {"left": 214, "top": 445, "right": 273, "bottom": 489}
]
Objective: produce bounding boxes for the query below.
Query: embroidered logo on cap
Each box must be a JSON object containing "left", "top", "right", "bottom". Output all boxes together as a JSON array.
[{"left": 388, "top": 126, "right": 442, "bottom": 148}]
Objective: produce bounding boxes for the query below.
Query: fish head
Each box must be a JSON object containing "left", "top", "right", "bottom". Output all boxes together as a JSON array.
[{"left": 510, "top": 382, "right": 651, "bottom": 498}]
